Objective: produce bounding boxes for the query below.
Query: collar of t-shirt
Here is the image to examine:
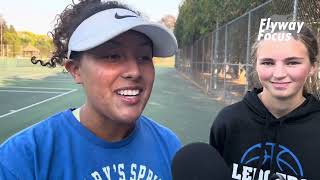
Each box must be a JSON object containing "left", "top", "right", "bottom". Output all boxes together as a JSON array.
[{"left": 72, "top": 108, "right": 81, "bottom": 122}]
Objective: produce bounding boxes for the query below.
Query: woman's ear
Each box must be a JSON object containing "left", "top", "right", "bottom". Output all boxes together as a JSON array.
[
  {"left": 65, "top": 60, "right": 82, "bottom": 84},
  {"left": 309, "top": 62, "right": 318, "bottom": 77}
]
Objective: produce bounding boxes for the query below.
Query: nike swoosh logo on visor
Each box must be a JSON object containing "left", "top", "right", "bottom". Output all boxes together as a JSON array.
[{"left": 115, "top": 13, "right": 137, "bottom": 19}]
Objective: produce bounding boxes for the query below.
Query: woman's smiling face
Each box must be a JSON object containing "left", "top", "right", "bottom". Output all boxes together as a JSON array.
[
  {"left": 256, "top": 37, "right": 316, "bottom": 101},
  {"left": 75, "top": 30, "right": 154, "bottom": 125}
]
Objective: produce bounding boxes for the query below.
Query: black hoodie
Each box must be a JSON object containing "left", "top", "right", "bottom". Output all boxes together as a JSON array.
[{"left": 210, "top": 89, "right": 320, "bottom": 180}]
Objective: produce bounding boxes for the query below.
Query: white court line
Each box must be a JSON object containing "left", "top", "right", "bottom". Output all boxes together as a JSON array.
[
  {"left": 13, "top": 73, "right": 55, "bottom": 78},
  {"left": 0, "top": 78, "right": 76, "bottom": 84},
  {"left": 0, "top": 86, "right": 74, "bottom": 90},
  {"left": 44, "top": 79, "right": 73, "bottom": 81},
  {"left": 0, "top": 90, "right": 63, "bottom": 94},
  {"left": 0, "top": 78, "right": 73, "bottom": 83},
  {"left": 0, "top": 89, "right": 78, "bottom": 119}
]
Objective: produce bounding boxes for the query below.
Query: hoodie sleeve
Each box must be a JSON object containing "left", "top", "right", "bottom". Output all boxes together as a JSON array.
[{"left": 209, "top": 108, "right": 228, "bottom": 156}]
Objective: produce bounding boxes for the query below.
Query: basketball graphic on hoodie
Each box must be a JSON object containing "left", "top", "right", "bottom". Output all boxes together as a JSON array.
[{"left": 240, "top": 142, "right": 304, "bottom": 177}]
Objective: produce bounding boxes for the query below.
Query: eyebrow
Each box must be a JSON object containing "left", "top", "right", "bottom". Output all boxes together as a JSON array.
[
  {"left": 258, "top": 57, "right": 304, "bottom": 61},
  {"left": 284, "top": 57, "right": 304, "bottom": 61}
]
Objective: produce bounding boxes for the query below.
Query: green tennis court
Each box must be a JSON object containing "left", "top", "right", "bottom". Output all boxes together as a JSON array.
[{"left": 0, "top": 59, "right": 225, "bottom": 144}]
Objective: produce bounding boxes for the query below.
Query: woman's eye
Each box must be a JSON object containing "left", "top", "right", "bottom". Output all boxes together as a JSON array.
[
  {"left": 287, "top": 61, "right": 300, "bottom": 65},
  {"left": 261, "top": 61, "right": 273, "bottom": 65},
  {"left": 137, "top": 56, "right": 152, "bottom": 63},
  {"left": 109, "top": 54, "right": 121, "bottom": 60},
  {"left": 100, "top": 54, "right": 122, "bottom": 62}
]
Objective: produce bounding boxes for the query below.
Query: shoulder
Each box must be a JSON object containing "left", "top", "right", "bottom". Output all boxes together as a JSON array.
[
  {"left": 2, "top": 110, "right": 70, "bottom": 143},
  {"left": 0, "top": 109, "right": 73, "bottom": 151},
  {"left": 214, "top": 100, "right": 247, "bottom": 124},
  {"left": 0, "top": 161, "right": 18, "bottom": 179},
  {"left": 219, "top": 101, "right": 245, "bottom": 114},
  {"left": 0, "top": 110, "right": 71, "bottom": 178},
  {"left": 211, "top": 99, "right": 253, "bottom": 139},
  {"left": 210, "top": 101, "right": 247, "bottom": 150},
  {"left": 139, "top": 115, "right": 182, "bottom": 148},
  {"left": 0, "top": 110, "right": 67, "bottom": 146}
]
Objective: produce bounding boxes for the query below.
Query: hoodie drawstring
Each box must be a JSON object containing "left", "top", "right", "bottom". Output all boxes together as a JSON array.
[
  {"left": 253, "top": 114, "right": 270, "bottom": 180},
  {"left": 253, "top": 115, "right": 289, "bottom": 180},
  {"left": 269, "top": 125, "right": 280, "bottom": 180}
]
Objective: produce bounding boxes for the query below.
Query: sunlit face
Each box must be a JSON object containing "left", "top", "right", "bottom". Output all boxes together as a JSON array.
[
  {"left": 74, "top": 30, "right": 154, "bottom": 125},
  {"left": 256, "top": 37, "right": 316, "bottom": 101}
]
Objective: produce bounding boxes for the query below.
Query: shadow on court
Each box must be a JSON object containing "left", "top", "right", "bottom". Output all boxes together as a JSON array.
[{"left": 0, "top": 67, "right": 225, "bottom": 145}]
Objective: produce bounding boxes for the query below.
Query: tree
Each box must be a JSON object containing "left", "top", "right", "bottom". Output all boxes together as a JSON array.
[
  {"left": 159, "top": 15, "right": 176, "bottom": 30},
  {"left": 19, "top": 31, "right": 53, "bottom": 58},
  {"left": 174, "top": 0, "right": 269, "bottom": 47},
  {"left": 0, "top": 16, "right": 53, "bottom": 57},
  {"left": 4, "top": 25, "right": 21, "bottom": 56},
  {"left": 34, "top": 34, "right": 53, "bottom": 58}
]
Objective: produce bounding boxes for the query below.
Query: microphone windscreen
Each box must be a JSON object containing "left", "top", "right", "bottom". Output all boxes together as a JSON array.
[{"left": 172, "top": 142, "right": 231, "bottom": 180}]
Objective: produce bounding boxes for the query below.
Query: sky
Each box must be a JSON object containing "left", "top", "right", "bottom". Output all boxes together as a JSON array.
[{"left": 0, "top": 0, "right": 182, "bottom": 35}]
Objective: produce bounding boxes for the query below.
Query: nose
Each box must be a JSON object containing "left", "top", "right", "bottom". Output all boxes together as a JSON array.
[
  {"left": 273, "top": 64, "right": 287, "bottom": 79},
  {"left": 121, "top": 55, "right": 142, "bottom": 80}
]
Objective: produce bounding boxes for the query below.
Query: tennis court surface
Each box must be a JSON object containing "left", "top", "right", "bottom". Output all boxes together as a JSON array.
[{"left": 0, "top": 60, "right": 225, "bottom": 144}]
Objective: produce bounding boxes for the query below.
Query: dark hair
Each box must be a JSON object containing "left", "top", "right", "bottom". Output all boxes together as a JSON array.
[
  {"left": 31, "top": 0, "right": 141, "bottom": 67},
  {"left": 249, "top": 24, "right": 320, "bottom": 99}
]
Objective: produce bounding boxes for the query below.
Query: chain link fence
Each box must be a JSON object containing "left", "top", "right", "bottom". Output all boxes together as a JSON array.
[{"left": 175, "top": 0, "right": 320, "bottom": 104}]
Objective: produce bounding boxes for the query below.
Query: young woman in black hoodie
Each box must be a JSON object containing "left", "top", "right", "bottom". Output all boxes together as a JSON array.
[{"left": 210, "top": 24, "right": 320, "bottom": 180}]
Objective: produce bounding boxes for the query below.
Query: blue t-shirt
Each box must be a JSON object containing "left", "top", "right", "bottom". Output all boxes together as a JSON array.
[{"left": 0, "top": 109, "right": 181, "bottom": 179}]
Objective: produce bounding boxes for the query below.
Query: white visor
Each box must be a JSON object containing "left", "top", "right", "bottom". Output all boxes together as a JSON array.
[{"left": 67, "top": 8, "right": 178, "bottom": 59}]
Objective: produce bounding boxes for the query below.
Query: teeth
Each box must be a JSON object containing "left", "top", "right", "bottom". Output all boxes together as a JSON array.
[{"left": 117, "top": 89, "right": 140, "bottom": 96}]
